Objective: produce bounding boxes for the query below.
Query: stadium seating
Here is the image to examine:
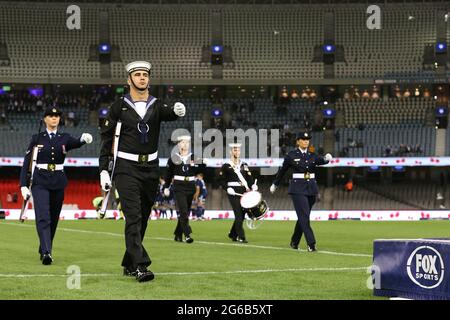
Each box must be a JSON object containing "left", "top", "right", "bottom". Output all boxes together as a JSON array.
[
  {"left": 335, "top": 97, "right": 433, "bottom": 128},
  {"left": 335, "top": 124, "right": 435, "bottom": 157},
  {"left": 0, "top": 3, "right": 100, "bottom": 79},
  {"left": 2, "top": 3, "right": 450, "bottom": 80}
]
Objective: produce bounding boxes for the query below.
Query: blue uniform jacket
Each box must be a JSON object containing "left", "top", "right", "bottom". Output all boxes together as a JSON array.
[
  {"left": 272, "top": 148, "right": 329, "bottom": 195},
  {"left": 19, "top": 131, "right": 85, "bottom": 190}
]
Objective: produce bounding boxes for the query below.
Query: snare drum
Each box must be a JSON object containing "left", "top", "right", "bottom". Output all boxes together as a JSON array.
[{"left": 240, "top": 191, "right": 269, "bottom": 220}]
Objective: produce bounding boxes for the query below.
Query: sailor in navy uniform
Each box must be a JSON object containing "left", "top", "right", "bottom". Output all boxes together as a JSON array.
[
  {"left": 218, "top": 143, "right": 258, "bottom": 243},
  {"left": 19, "top": 106, "right": 93, "bottom": 265},
  {"left": 164, "top": 135, "right": 206, "bottom": 243},
  {"left": 270, "top": 131, "right": 332, "bottom": 252},
  {"left": 99, "top": 61, "right": 185, "bottom": 282}
]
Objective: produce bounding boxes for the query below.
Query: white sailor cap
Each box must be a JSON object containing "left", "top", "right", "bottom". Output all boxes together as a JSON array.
[
  {"left": 177, "top": 135, "right": 191, "bottom": 142},
  {"left": 229, "top": 143, "right": 242, "bottom": 148},
  {"left": 125, "top": 61, "right": 152, "bottom": 74}
]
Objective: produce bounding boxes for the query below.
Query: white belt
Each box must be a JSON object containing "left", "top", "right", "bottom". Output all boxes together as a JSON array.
[
  {"left": 227, "top": 182, "right": 242, "bottom": 187},
  {"left": 117, "top": 151, "right": 158, "bottom": 163},
  {"left": 36, "top": 164, "right": 64, "bottom": 171},
  {"left": 174, "top": 175, "right": 195, "bottom": 182},
  {"left": 293, "top": 173, "right": 315, "bottom": 179}
]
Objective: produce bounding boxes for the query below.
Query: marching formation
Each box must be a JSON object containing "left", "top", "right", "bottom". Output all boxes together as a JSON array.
[{"left": 19, "top": 60, "right": 332, "bottom": 282}]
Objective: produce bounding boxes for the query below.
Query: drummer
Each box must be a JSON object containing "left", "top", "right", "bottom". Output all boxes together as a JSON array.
[{"left": 218, "top": 143, "right": 258, "bottom": 243}]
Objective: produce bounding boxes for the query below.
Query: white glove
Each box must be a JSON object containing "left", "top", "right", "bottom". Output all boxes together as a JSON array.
[
  {"left": 202, "top": 158, "right": 208, "bottom": 166},
  {"left": 227, "top": 187, "right": 236, "bottom": 196},
  {"left": 21, "top": 186, "right": 31, "bottom": 200},
  {"left": 80, "top": 133, "right": 93, "bottom": 144},
  {"left": 324, "top": 153, "right": 333, "bottom": 161},
  {"left": 251, "top": 184, "right": 258, "bottom": 191},
  {"left": 100, "top": 170, "right": 111, "bottom": 192},
  {"left": 270, "top": 184, "right": 277, "bottom": 194},
  {"left": 173, "top": 102, "right": 186, "bottom": 117},
  {"left": 164, "top": 188, "right": 170, "bottom": 197}
]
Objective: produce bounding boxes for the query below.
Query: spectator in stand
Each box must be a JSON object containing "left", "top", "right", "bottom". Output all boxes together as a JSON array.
[
  {"left": 344, "top": 179, "right": 353, "bottom": 192},
  {"left": 385, "top": 145, "right": 392, "bottom": 157},
  {"left": 362, "top": 89, "right": 370, "bottom": 99},
  {"left": 301, "top": 89, "right": 309, "bottom": 99},
  {"left": 343, "top": 89, "right": 351, "bottom": 100},
  {"left": 403, "top": 88, "right": 411, "bottom": 98},
  {"left": 414, "top": 144, "right": 423, "bottom": 155}
]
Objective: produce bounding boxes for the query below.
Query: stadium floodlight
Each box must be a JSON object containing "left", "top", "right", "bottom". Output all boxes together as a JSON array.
[
  {"left": 28, "top": 87, "right": 43, "bottom": 97},
  {"left": 99, "top": 107, "right": 109, "bottom": 118},
  {"left": 99, "top": 43, "right": 111, "bottom": 54},
  {"left": 322, "top": 108, "right": 336, "bottom": 118},
  {"left": 211, "top": 109, "right": 222, "bottom": 117},
  {"left": 435, "top": 42, "right": 447, "bottom": 54},
  {"left": 211, "top": 45, "right": 223, "bottom": 54},
  {"left": 436, "top": 106, "right": 448, "bottom": 117},
  {"left": 323, "top": 44, "right": 336, "bottom": 54},
  {"left": 211, "top": 45, "right": 223, "bottom": 65}
]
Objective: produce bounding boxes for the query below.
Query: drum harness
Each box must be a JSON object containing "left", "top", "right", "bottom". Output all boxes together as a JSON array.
[{"left": 229, "top": 159, "right": 249, "bottom": 193}]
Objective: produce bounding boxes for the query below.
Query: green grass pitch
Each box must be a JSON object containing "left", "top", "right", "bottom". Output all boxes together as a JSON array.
[{"left": 1, "top": 219, "right": 449, "bottom": 300}]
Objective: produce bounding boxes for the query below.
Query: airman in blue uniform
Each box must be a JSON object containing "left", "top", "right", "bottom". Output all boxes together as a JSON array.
[
  {"left": 270, "top": 131, "right": 332, "bottom": 252},
  {"left": 19, "top": 106, "right": 93, "bottom": 265}
]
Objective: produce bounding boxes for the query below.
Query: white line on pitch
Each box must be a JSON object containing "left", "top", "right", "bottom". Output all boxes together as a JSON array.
[
  {"left": 0, "top": 222, "right": 371, "bottom": 258},
  {"left": 0, "top": 266, "right": 368, "bottom": 278}
]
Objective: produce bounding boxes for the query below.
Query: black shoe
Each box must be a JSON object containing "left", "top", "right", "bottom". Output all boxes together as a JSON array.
[
  {"left": 123, "top": 267, "right": 136, "bottom": 277},
  {"left": 185, "top": 236, "right": 194, "bottom": 243},
  {"left": 135, "top": 266, "right": 155, "bottom": 283},
  {"left": 42, "top": 253, "right": 53, "bottom": 265},
  {"left": 290, "top": 242, "right": 299, "bottom": 250},
  {"left": 174, "top": 235, "right": 182, "bottom": 242},
  {"left": 307, "top": 245, "right": 317, "bottom": 252},
  {"left": 228, "top": 233, "right": 237, "bottom": 242},
  {"left": 237, "top": 237, "right": 248, "bottom": 244}
]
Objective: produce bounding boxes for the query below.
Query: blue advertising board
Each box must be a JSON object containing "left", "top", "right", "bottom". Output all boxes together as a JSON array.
[{"left": 373, "top": 239, "right": 450, "bottom": 300}]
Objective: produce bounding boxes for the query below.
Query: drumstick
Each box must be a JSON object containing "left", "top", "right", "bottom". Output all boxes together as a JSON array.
[{"left": 234, "top": 192, "right": 244, "bottom": 197}]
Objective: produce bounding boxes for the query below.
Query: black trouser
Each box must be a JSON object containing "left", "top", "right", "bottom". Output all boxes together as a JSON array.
[
  {"left": 290, "top": 194, "right": 316, "bottom": 247},
  {"left": 228, "top": 195, "right": 246, "bottom": 240},
  {"left": 173, "top": 186, "right": 195, "bottom": 238},
  {"left": 115, "top": 172, "right": 159, "bottom": 271},
  {"left": 31, "top": 185, "right": 64, "bottom": 255}
]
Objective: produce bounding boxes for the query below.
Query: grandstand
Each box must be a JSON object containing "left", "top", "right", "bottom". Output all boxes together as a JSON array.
[
  {"left": 1, "top": 1, "right": 450, "bottom": 82},
  {"left": 2, "top": 0, "right": 450, "bottom": 302},
  {"left": 4, "top": 0, "right": 450, "bottom": 229}
]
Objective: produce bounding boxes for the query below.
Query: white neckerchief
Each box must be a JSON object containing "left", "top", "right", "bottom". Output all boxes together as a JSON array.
[
  {"left": 229, "top": 158, "right": 249, "bottom": 190},
  {"left": 123, "top": 96, "right": 157, "bottom": 120},
  {"left": 134, "top": 101, "right": 147, "bottom": 119},
  {"left": 177, "top": 152, "right": 192, "bottom": 165}
]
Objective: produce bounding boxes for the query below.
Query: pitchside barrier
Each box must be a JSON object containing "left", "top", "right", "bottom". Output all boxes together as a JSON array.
[
  {"left": 373, "top": 239, "right": 450, "bottom": 300},
  {"left": 2, "top": 209, "right": 450, "bottom": 221},
  {"left": 1, "top": 156, "right": 450, "bottom": 168}
]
